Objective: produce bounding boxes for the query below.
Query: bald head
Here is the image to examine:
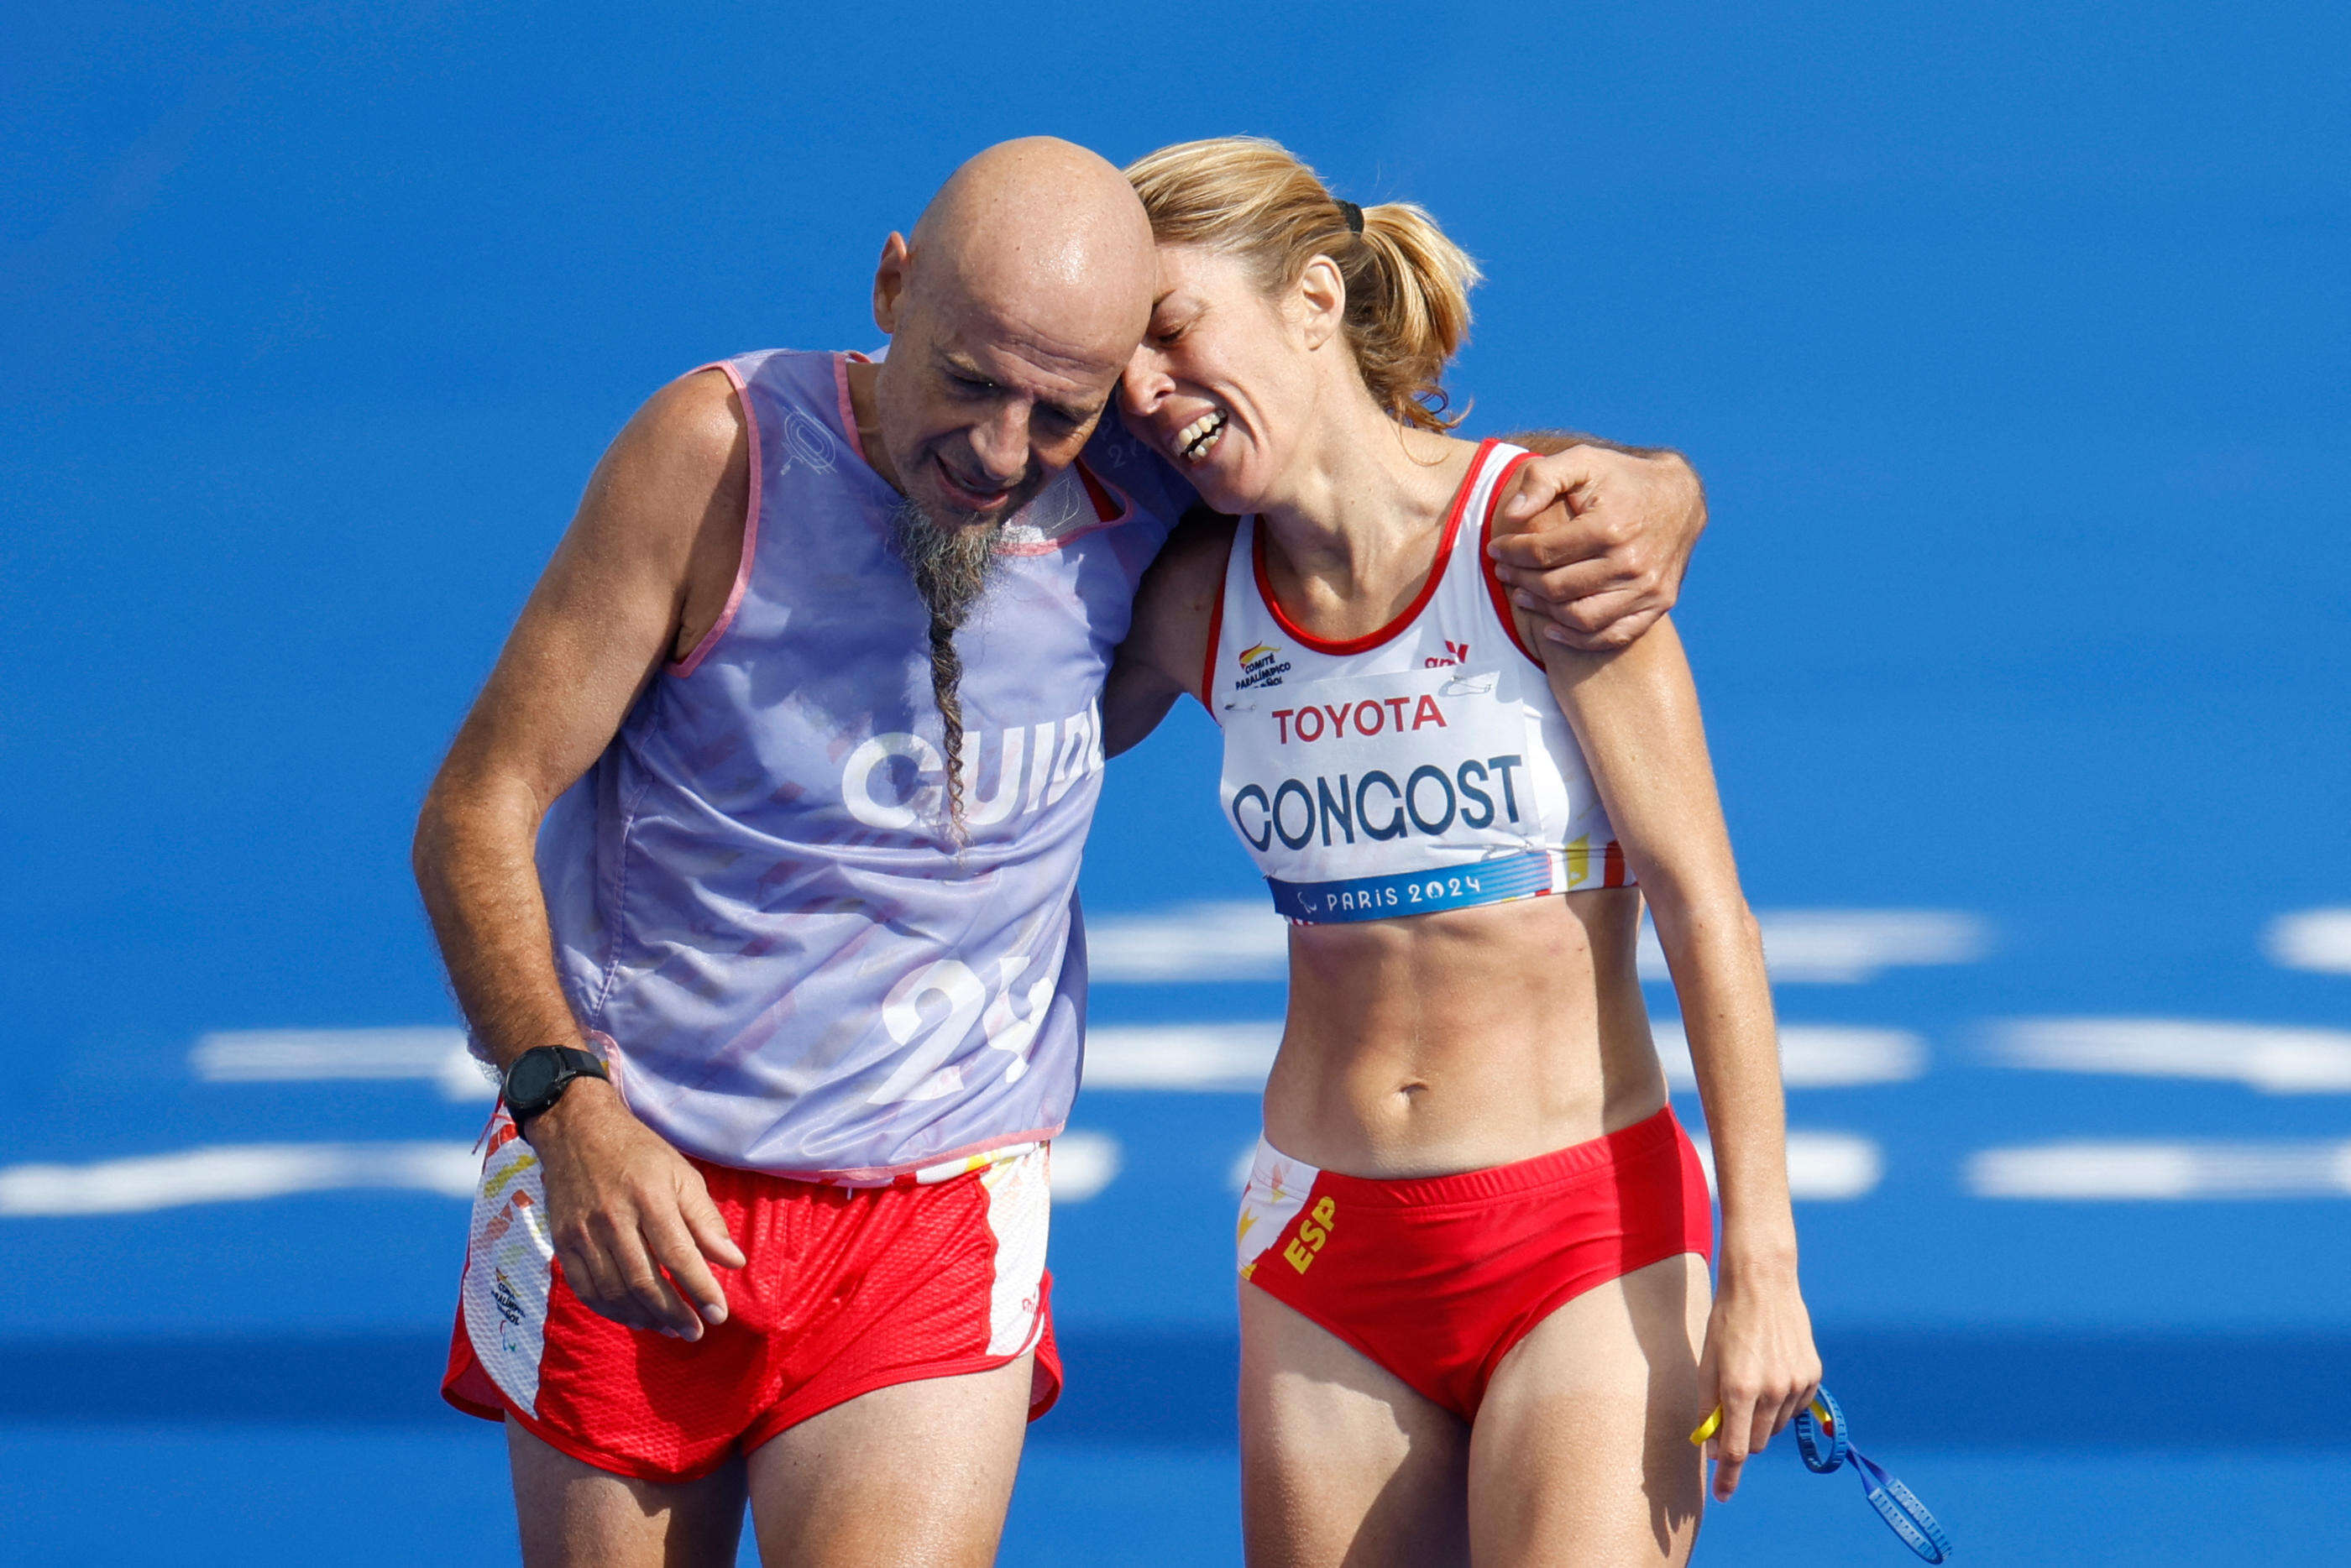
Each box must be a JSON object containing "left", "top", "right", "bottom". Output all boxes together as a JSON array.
[
  {"left": 865, "top": 138, "right": 1158, "bottom": 534},
  {"left": 907, "top": 137, "right": 1156, "bottom": 342}
]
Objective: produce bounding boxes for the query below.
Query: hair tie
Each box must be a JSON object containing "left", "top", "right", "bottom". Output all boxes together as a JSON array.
[{"left": 1336, "top": 199, "right": 1364, "bottom": 235}]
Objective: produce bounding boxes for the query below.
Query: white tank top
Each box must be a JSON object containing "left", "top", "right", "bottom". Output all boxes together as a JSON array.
[{"left": 1209, "top": 439, "right": 1631, "bottom": 924}]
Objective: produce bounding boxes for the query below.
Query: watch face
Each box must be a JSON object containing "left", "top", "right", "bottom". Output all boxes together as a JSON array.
[{"left": 506, "top": 1052, "right": 560, "bottom": 1109}]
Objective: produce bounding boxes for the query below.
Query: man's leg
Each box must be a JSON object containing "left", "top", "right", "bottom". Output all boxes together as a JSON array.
[
  {"left": 741, "top": 1353, "right": 1035, "bottom": 1568},
  {"left": 508, "top": 1418, "right": 749, "bottom": 1568}
]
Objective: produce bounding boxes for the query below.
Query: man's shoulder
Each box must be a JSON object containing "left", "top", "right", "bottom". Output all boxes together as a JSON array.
[
  {"left": 1081, "top": 411, "right": 1196, "bottom": 528},
  {"left": 607, "top": 366, "right": 748, "bottom": 499},
  {"left": 697, "top": 349, "right": 878, "bottom": 489},
  {"left": 707, "top": 348, "right": 851, "bottom": 409}
]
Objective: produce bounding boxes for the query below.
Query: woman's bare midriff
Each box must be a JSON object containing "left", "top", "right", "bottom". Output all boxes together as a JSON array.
[{"left": 1265, "top": 886, "right": 1669, "bottom": 1179}]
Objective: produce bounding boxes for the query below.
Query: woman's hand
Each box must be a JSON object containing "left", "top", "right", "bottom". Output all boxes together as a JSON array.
[{"left": 1696, "top": 1252, "right": 1823, "bottom": 1502}]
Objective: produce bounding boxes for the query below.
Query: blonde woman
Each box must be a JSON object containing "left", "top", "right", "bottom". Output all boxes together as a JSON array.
[{"left": 1103, "top": 139, "right": 1821, "bottom": 1566}]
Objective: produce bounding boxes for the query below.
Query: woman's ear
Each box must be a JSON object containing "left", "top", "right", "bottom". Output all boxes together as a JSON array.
[{"left": 1292, "top": 254, "right": 1348, "bottom": 351}]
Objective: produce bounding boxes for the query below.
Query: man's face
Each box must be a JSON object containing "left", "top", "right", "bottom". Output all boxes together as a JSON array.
[{"left": 871, "top": 236, "right": 1144, "bottom": 530}]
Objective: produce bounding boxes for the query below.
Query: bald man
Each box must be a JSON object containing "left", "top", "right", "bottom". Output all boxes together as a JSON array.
[{"left": 413, "top": 139, "right": 1710, "bottom": 1568}]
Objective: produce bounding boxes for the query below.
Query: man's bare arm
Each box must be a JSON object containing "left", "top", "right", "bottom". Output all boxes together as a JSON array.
[
  {"left": 412, "top": 368, "right": 750, "bottom": 1340},
  {"left": 1485, "top": 431, "right": 1709, "bottom": 651}
]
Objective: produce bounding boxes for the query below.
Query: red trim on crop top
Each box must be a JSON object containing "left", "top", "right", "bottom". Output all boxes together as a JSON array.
[
  {"left": 1251, "top": 438, "right": 1499, "bottom": 657},
  {"left": 1477, "top": 448, "right": 1547, "bottom": 667},
  {"left": 1199, "top": 533, "right": 1231, "bottom": 722}
]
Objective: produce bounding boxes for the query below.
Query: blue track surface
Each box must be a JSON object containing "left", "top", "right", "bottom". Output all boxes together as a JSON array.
[{"left": 5, "top": 3, "right": 2348, "bottom": 1562}]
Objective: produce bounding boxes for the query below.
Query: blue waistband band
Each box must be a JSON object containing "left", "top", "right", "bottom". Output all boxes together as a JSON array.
[{"left": 1268, "top": 849, "right": 1558, "bottom": 924}]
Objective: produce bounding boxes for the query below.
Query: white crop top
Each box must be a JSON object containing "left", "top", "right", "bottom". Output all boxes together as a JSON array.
[{"left": 1208, "top": 439, "right": 1631, "bottom": 924}]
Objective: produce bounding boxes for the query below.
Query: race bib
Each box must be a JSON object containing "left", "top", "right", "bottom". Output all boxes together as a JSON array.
[{"left": 1217, "top": 663, "right": 1555, "bottom": 919}]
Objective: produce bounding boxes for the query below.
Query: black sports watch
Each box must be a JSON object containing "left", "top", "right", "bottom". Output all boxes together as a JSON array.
[{"left": 501, "top": 1045, "right": 610, "bottom": 1131}]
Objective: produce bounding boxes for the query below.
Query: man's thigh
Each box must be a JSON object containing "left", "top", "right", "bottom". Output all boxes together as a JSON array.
[
  {"left": 507, "top": 1416, "right": 749, "bottom": 1568},
  {"left": 1466, "top": 1252, "right": 1710, "bottom": 1568},
  {"left": 743, "top": 1352, "right": 1035, "bottom": 1568},
  {"left": 1240, "top": 1286, "right": 1469, "bottom": 1568}
]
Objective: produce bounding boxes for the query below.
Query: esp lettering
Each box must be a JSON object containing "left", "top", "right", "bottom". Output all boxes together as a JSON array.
[{"left": 1283, "top": 1195, "right": 1339, "bottom": 1273}]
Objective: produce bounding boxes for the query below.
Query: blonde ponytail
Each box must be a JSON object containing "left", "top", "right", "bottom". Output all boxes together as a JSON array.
[{"left": 1124, "top": 138, "right": 1481, "bottom": 431}]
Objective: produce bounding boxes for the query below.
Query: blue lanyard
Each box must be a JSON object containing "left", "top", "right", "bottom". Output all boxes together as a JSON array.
[
  {"left": 1792, "top": 1389, "right": 1954, "bottom": 1562},
  {"left": 1689, "top": 1388, "right": 1953, "bottom": 1561}
]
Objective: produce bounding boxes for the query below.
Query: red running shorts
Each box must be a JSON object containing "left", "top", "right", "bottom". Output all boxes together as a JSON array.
[
  {"left": 1235, "top": 1104, "right": 1714, "bottom": 1419},
  {"left": 442, "top": 1115, "right": 1060, "bottom": 1484}
]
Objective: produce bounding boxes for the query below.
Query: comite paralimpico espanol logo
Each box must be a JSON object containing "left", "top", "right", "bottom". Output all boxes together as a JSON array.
[{"left": 1236, "top": 643, "right": 1291, "bottom": 691}]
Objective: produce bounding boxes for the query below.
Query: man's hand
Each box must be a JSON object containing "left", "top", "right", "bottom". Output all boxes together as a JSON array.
[
  {"left": 1486, "top": 442, "right": 1708, "bottom": 650},
  {"left": 524, "top": 1079, "right": 747, "bottom": 1341}
]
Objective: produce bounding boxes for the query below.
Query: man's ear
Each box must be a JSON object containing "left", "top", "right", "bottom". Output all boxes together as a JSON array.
[
  {"left": 1294, "top": 254, "right": 1347, "bottom": 352},
  {"left": 872, "top": 233, "right": 913, "bottom": 334}
]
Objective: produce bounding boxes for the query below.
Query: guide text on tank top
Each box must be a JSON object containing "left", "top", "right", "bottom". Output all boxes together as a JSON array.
[
  {"left": 1211, "top": 440, "right": 1631, "bottom": 926},
  {"left": 530, "top": 348, "right": 1191, "bottom": 1181}
]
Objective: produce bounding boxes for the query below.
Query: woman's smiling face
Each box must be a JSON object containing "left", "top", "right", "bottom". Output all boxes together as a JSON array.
[{"left": 1121, "top": 243, "right": 1330, "bottom": 516}]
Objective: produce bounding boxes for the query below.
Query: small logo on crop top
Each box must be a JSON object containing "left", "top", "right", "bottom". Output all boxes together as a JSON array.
[
  {"left": 1235, "top": 643, "right": 1291, "bottom": 691},
  {"left": 1424, "top": 640, "right": 1471, "bottom": 669}
]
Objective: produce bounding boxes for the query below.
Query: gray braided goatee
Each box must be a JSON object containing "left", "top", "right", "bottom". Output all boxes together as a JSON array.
[
  {"left": 891, "top": 499, "right": 1002, "bottom": 846},
  {"left": 926, "top": 612, "right": 970, "bottom": 844}
]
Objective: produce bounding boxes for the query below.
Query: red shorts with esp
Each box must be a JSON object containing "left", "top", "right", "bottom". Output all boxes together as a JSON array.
[
  {"left": 442, "top": 1116, "right": 1060, "bottom": 1483},
  {"left": 1235, "top": 1104, "right": 1713, "bottom": 1419}
]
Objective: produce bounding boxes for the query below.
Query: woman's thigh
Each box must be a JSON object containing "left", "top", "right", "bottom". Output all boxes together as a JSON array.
[
  {"left": 1240, "top": 1285, "right": 1470, "bottom": 1568},
  {"left": 1466, "top": 1252, "right": 1711, "bottom": 1568}
]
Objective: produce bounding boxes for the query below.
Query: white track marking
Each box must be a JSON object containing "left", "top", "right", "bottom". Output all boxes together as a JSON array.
[
  {"left": 2266, "top": 909, "right": 2351, "bottom": 975},
  {"left": 189, "top": 1019, "right": 1922, "bottom": 1100},
  {"left": 1991, "top": 1018, "right": 2351, "bottom": 1093},
  {"left": 191, "top": 1022, "right": 1288, "bottom": 1098},
  {"left": 1641, "top": 909, "right": 1990, "bottom": 984},
  {"left": 1968, "top": 1141, "right": 2351, "bottom": 1200},
  {"left": 1689, "top": 1131, "right": 1884, "bottom": 1201},
  {"left": 1652, "top": 1022, "right": 1927, "bottom": 1089},
  {"left": 191, "top": 1027, "right": 494, "bottom": 1100},
  {"left": 1082, "top": 1024, "right": 1283, "bottom": 1090},
  {"left": 1086, "top": 902, "right": 1291, "bottom": 982},
  {"left": 1049, "top": 1132, "right": 1122, "bottom": 1202},
  {"left": 0, "top": 1142, "right": 480, "bottom": 1215}
]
